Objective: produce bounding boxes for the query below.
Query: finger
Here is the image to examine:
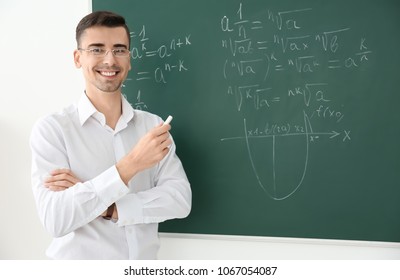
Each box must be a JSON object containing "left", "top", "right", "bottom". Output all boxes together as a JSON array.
[
  {"left": 50, "top": 168, "right": 74, "bottom": 177},
  {"left": 45, "top": 185, "right": 69, "bottom": 192},
  {"left": 159, "top": 137, "right": 172, "bottom": 153},
  {"left": 50, "top": 169, "right": 81, "bottom": 183},
  {"left": 158, "top": 126, "right": 172, "bottom": 139},
  {"left": 46, "top": 169, "right": 81, "bottom": 183},
  {"left": 162, "top": 123, "right": 171, "bottom": 131},
  {"left": 45, "top": 180, "right": 74, "bottom": 188},
  {"left": 161, "top": 137, "right": 172, "bottom": 148},
  {"left": 153, "top": 123, "right": 171, "bottom": 136},
  {"left": 44, "top": 174, "right": 80, "bottom": 185},
  {"left": 158, "top": 132, "right": 170, "bottom": 144},
  {"left": 44, "top": 171, "right": 80, "bottom": 186},
  {"left": 160, "top": 146, "right": 170, "bottom": 160}
]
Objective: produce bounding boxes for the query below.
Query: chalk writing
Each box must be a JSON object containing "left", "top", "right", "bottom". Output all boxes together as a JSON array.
[
  {"left": 124, "top": 25, "right": 192, "bottom": 111},
  {"left": 220, "top": 3, "right": 372, "bottom": 200},
  {"left": 130, "top": 26, "right": 191, "bottom": 84}
]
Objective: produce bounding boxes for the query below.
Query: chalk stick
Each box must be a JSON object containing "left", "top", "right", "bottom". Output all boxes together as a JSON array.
[{"left": 164, "top": 115, "right": 173, "bottom": 125}]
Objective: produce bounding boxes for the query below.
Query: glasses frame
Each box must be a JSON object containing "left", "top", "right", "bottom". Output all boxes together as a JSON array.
[{"left": 78, "top": 47, "right": 131, "bottom": 58}]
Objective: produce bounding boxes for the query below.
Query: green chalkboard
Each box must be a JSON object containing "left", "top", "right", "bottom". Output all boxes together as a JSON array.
[{"left": 93, "top": 0, "right": 400, "bottom": 242}]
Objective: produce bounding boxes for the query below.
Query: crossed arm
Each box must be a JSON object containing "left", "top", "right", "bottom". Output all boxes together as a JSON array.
[
  {"left": 32, "top": 117, "right": 191, "bottom": 238},
  {"left": 42, "top": 122, "right": 173, "bottom": 221},
  {"left": 44, "top": 168, "right": 118, "bottom": 219}
]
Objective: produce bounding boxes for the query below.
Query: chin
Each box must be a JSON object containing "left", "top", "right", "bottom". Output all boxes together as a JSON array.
[{"left": 97, "top": 84, "right": 123, "bottom": 94}]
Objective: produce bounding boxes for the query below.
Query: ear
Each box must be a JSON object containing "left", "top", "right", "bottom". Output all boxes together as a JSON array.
[{"left": 73, "top": 49, "right": 82, "bottom": 68}]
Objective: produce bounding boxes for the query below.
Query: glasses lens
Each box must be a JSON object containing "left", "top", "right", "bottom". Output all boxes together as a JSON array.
[
  {"left": 113, "top": 49, "right": 129, "bottom": 57},
  {"left": 90, "top": 48, "right": 105, "bottom": 56}
]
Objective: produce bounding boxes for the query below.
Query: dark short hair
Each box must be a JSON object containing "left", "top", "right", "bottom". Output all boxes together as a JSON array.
[{"left": 76, "top": 11, "right": 131, "bottom": 48}]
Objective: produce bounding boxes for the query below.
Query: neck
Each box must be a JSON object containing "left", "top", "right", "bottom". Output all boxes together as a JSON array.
[{"left": 85, "top": 89, "right": 122, "bottom": 130}]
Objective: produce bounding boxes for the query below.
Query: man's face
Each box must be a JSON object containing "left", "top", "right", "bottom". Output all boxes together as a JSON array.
[{"left": 74, "top": 26, "right": 131, "bottom": 95}]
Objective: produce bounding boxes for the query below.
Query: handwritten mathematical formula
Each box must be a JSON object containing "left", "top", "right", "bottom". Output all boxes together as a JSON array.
[
  {"left": 220, "top": 3, "right": 372, "bottom": 200},
  {"left": 221, "top": 3, "right": 371, "bottom": 113},
  {"left": 127, "top": 25, "right": 192, "bottom": 110}
]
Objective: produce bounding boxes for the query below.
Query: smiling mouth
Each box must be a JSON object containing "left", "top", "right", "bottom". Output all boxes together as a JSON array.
[{"left": 97, "top": 70, "right": 119, "bottom": 77}]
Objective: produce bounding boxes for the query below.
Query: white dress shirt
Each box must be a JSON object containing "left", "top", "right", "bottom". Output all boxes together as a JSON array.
[{"left": 30, "top": 93, "right": 191, "bottom": 259}]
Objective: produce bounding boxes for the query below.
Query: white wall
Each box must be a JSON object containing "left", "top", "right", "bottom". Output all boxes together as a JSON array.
[
  {"left": 0, "top": 0, "right": 89, "bottom": 259},
  {"left": 0, "top": 0, "right": 399, "bottom": 260}
]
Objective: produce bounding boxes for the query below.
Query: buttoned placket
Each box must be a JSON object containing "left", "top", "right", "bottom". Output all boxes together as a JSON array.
[
  {"left": 86, "top": 102, "right": 152, "bottom": 258},
  {"left": 112, "top": 123, "right": 138, "bottom": 259}
]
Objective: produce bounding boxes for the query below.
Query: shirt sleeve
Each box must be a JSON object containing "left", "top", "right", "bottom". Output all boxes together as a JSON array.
[
  {"left": 30, "top": 117, "right": 129, "bottom": 238},
  {"left": 115, "top": 137, "right": 192, "bottom": 226}
]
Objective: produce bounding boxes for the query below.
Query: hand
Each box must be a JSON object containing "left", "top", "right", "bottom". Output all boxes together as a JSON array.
[
  {"left": 45, "top": 169, "right": 117, "bottom": 220},
  {"left": 100, "top": 203, "right": 119, "bottom": 220},
  {"left": 44, "top": 168, "right": 81, "bottom": 192},
  {"left": 130, "top": 123, "right": 172, "bottom": 170},
  {"left": 116, "top": 123, "right": 172, "bottom": 184}
]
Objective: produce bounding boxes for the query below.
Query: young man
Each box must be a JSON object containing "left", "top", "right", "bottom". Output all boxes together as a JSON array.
[{"left": 30, "top": 11, "right": 191, "bottom": 259}]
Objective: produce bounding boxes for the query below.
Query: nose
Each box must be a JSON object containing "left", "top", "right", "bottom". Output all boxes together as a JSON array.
[{"left": 102, "top": 50, "right": 117, "bottom": 65}]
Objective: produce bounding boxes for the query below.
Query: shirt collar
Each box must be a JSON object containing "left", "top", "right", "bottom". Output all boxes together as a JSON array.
[
  {"left": 78, "top": 93, "right": 97, "bottom": 126},
  {"left": 77, "top": 93, "right": 135, "bottom": 127},
  {"left": 121, "top": 94, "right": 134, "bottom": 124}
]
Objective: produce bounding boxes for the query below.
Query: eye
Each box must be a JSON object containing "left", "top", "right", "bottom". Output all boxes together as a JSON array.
[
  {"left": 113, "top": 49, "right": 128, "bottom": 56},
  {"left": 90, "top": 48, "right": 105, "bottom": 55}
]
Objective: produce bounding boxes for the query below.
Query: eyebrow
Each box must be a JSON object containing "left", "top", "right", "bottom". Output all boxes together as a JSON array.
[
  {"left": 87, "top": 43, "right": 105, "bottom": 48},
  {"left": 113, "top": 44, "right": 128, "bottom": 49},
  {"left": 87, "top": 43, "right": 128, "bottom": 49}
]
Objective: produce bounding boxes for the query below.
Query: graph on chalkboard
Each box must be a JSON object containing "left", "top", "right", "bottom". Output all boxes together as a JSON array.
[
  {"left": 93, "top": 0, "right": 400, "bottom": 243},
  {"left": 218, "top": 4, "right": 366, "bottom": 201}
]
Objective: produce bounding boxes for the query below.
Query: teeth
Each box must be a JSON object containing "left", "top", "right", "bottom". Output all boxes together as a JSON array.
[{"left": 100, "top": 71, "right": 116, "bottom": 76}]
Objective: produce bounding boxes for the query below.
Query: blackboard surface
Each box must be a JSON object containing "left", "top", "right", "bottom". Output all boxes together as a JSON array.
[{"left": 93, "top": 0, "right": 400, "bottom": 242}]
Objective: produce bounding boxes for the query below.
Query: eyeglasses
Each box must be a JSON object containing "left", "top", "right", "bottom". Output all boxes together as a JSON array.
[{"left": 78, "top": 47, "right": 130, "bottom": 58}]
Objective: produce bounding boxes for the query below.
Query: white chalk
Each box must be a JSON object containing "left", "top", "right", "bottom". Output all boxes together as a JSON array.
[{"left": 164, "top": 115, "right": 173, "bottom": 125}]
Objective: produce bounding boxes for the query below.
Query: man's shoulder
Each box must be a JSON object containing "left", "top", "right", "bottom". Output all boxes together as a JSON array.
[{"left": 32, "top": 103, "right": 78, "bottom": 131}]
